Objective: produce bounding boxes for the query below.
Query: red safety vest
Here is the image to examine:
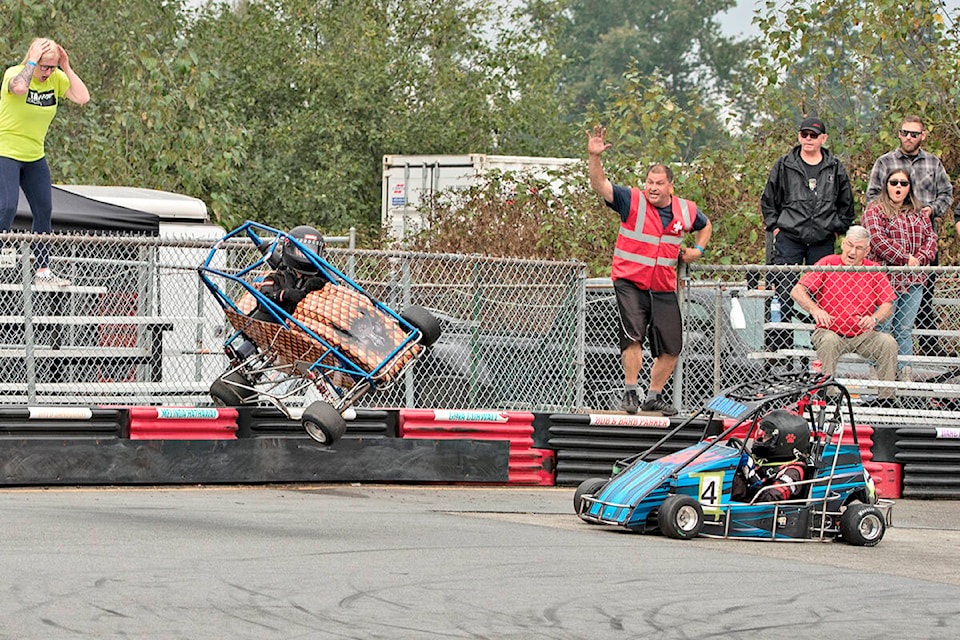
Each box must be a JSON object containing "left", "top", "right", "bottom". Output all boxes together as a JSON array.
[{"left": 611, "top": 188, "right": 696, "bottom": 291}]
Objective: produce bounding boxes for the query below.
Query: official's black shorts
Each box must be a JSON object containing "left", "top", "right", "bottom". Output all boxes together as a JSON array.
[{"left": 613, "top": 279, "right": 683, "bottom": 357}]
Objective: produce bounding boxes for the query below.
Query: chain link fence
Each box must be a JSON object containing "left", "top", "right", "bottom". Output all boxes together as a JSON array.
[{"left": 3, "top": 229, "right": 960, "bottom": 425}]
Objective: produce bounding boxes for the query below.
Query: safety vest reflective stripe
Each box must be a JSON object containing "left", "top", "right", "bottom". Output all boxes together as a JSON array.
[
  {"left": 611, "top": 188, "right": 697, "bottom": 291},
  {"left": 612, "top": 248, "right": 657, "bottom": 267}
]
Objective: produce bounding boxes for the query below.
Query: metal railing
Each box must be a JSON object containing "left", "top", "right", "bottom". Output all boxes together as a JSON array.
[{"left": 2, "top": 229, "right": 958, "bottom": 425}]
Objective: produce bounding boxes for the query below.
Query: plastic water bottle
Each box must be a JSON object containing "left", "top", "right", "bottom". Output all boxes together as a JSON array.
[
  {"left": 770, "top": 294, "right": 782, "bottom": 323},
  {"left": 729, "top": 290, "right": 746, "bottom": 330}
]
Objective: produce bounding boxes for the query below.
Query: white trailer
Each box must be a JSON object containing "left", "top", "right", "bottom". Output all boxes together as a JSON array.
[{"left": 381, "top": 154, "right": 580, "bottom": 240}]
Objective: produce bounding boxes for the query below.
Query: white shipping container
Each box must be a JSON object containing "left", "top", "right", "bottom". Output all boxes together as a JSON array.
[{"left": 382, "top": 154, "right": 579, "bottom": 240}]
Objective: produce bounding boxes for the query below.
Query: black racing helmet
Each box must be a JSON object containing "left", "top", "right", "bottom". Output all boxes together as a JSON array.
[
  {"left": 752, "top": 410, "right": 810, "bottom": 461},
  {"left": 282, "top": 225, "right": 325, "bottom": 273}
]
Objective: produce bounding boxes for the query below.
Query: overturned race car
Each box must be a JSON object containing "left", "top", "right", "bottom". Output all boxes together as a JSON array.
[
  {"left": 199, "top": 221, "right": 440, "bottom": 445},
  {"left": 575, "top": 372, "right": 891, "bottom": 546}
]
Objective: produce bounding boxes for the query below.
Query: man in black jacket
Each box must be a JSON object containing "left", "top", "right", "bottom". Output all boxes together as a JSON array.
[{"left": 760, "top": 117, "right": 855, "bottom": 352}]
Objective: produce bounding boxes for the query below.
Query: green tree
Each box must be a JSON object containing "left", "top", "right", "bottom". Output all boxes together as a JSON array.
[
  {"left": 191, "top": 0, "right": 574, "bottom": 233},
  {"left": 543, "top": 0, "right": 744, "bottom": 123}
]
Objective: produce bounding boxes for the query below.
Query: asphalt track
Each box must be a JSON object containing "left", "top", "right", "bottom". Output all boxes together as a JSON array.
[{"left": 1, "top": 485, "right": 958, "bottom": 639}]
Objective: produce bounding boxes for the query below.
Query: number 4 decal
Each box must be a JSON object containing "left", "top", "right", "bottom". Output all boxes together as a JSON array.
[{"left": 692, "top": 472, "right": 724, "bottom": 516}]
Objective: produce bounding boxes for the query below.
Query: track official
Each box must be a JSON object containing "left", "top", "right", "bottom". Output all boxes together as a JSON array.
[{"left": 587, "top": 125, "right": 712, "bottom": 416}]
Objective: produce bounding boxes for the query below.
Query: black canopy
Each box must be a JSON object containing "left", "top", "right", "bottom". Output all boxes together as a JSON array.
[{"left": 15, "top": 186, "right": 160, "bottom": 235}]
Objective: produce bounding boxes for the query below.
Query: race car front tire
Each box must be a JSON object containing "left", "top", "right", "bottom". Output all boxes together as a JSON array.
[
  {"left": 657, "top": 494, "right": 704, "bottom": 540},
  {"left": 573, "top": 477, "right": 608, "bottom": 520},
  {"left": 210, "top": 371, "right": 256, "bottom": 407},
  {"left": 401, "top": 305, "right": 441, "bottom": 347},
  {"left": 302, "top": 401, "right": 347, "bottom": 445},
  {"left": 840, "top": 503, "right": 886, "bottom": 546}
]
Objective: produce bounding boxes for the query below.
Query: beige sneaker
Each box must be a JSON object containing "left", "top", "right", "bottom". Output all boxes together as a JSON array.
[{"left": 34, "top": 268, "right": 71, "bottom": 288}]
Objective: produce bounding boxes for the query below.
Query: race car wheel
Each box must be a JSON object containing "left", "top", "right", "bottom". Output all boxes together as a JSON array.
[
  {"left": 302, "top": 401, "right": 347, "bottom": 445},
  {"left": 210, "top": 371, "right": 256, "bottom": 407},
  {"left": 573, "top": 477, "right": 608, "bottom": 518},
  {"left": 657, "top": 494, "right": 704, "bottom": 540},
  {"left": 840, "top": 503, "right": 886, "bottom": 547},
  {"left": 401, "top": 305, "right": 441, "bottom": 347}
]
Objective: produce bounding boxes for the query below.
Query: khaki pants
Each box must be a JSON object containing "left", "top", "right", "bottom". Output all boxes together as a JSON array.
[{"left": 811, "top": 328, "right": 898, "bottom": 399}]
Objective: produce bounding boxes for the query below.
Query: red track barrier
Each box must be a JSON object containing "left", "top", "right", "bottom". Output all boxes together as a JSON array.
[
  {"left": 864, "top": 461, "right": 902, "bottom": 499},
  {"left": 128, "top": 407, "right": 238, "bottom": 440},
  {"left": 399, "top": 409, "right": 552, "bottom": 485}
]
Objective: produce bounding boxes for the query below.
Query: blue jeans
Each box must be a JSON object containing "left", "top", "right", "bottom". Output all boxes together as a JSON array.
[
  {"left": 0, "top": 155, "right": 53, "bottom": 269},
  {"left": 766, "top": 232, "right": 835, "bottom": 350},
  {"left": 878, "top": 285, "right": 923, "bottom": 364}
]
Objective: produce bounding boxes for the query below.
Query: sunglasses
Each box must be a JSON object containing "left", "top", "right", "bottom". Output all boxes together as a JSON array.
[
  {"left": 888, "top": 179, "right": 910, "bottom": 187},
  {"left": 799, "top": 130, "right": 821, "bottom": 139},
  {"left": 899, "top": 129, "right": 922, "bottom": 139}
]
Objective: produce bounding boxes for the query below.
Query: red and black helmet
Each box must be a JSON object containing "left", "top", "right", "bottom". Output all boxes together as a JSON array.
[
  {"left": 282, "top": 225, "right": 325, "bottom": 274},
  {"left": 752, "top": 410, "right": 810, "bottom": 461}
]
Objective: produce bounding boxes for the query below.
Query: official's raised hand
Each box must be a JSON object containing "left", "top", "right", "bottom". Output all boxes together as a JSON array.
[{"left": 587, "top": 125, "right": 611, "bottom": 156}]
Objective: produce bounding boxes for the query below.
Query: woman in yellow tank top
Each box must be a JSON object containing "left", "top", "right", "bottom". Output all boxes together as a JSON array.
[{"left": 0, "top": 37, "right": 89, "bottom": 286}]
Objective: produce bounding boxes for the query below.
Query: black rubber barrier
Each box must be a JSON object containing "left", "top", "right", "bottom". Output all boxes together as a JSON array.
[
  {"left": 0, "top": 407, "right": 123, "bottom": 439},
  {"left": 547, "top": 413, "right": 720, "bottom": 487},
  {"left": 235, "top": 406, "right": 395, "bottom": 439},
  {"left": 0, "top": 437, "right": 509, "bottom": 486},
  {"left": 894, "top": 426, "right": 960, "bottom": 499},
  {"left": 866, "top": 424, "right": 899, "bottom": 462}
]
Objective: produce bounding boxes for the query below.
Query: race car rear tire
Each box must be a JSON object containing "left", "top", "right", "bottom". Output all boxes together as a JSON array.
[
  {"left": 401, "top": 305, "right": 441, "bottom": 347},
  {"left": 302, "top": 401, "right": 347, "bottom": 445},
  {"left": 657, "top": 494, "right": 704, "bottom": 540},
  {"left": 573, "top": 477, "right": 608, "bottom": 519},
  {"left": 210, "top": 371, "right": 256, "bottom": 406},
  {"left": 840, "top": 503, "right": 885, "bottom": 546}
]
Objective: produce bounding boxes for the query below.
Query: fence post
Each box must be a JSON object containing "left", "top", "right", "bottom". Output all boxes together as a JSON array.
[
  {"left": 21, "top": 242, "right": 37, "bottom": 403},
  {"left": 712, "top": 286, "right": 723, "bottom": 397},
  {"left": 673, "top": 264, "right": 688, "bottom": 410},
  {"left": 574, "top": 266, "right": 587, "bottom": 411},
  {"left": 401, "top": 255, "right": 414, "bottom": 408}
]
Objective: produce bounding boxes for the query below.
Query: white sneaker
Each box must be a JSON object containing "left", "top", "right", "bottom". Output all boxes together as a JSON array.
[{"left": 34, "top": 268, "right": 71, "bottom": 287}]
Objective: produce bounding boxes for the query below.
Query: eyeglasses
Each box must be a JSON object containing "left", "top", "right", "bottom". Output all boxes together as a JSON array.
[
  {"left": 38, "top": 64, "right": 57, "bottom": 72},
  {"left": 899, "top": 129, "right": 922, "bottom": 139},
  {"left": 888, "top": 179, "right": 910, "bottom": 187},
  {"left": 799, "top": 130, "right": 821, "bottom": 139}
]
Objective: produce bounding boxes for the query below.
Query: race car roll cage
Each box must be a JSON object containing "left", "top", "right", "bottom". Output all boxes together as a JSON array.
[
  {"left": 584, "top": 371, "right": 893, "bottom": 540},
  {"left": 198, "top": 221, "right": 425, "bottom": 417}
]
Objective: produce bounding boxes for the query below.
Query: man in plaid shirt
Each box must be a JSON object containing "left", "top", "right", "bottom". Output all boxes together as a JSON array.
[
  {"left": 867, "top": 116, "right": 952, "bottom": 225},
  {"left": 866, "top": 115, "right": 954, "bottom": 356}
]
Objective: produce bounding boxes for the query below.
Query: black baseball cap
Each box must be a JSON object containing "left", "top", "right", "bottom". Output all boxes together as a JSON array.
[{"left": 799, "top": 117, "right": 826, "bottom": 135}]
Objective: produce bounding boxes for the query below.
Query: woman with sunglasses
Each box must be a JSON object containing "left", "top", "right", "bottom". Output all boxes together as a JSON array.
[
  {"left": 0, "top": 37, "right": 90, "bottom": 286},
  {"left": 861, "top": 168, "right": 937, "bottom": 376}
]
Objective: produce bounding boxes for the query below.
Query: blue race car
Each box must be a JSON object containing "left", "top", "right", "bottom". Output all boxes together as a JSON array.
[{"left": 574, "top": 372, "right": 891, "bottom": 545}]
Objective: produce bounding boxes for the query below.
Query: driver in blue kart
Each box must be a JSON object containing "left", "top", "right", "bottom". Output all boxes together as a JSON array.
[{"left": 734, "top": 410, "right": 812, "bottom": 503}]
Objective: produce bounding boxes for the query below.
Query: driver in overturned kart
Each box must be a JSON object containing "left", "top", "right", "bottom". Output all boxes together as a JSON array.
[
  {"left": 732, "top": 410, "right": 812, "bottom": 503},
  {"left": 229, "top": 225, "right": 329, "bottom": 361},
  {"left": 251, "top": 225, "right": 329, "bottom": 323}
]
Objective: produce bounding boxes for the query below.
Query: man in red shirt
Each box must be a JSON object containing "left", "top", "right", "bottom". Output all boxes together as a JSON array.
[{"left": 790, "top": 225, "right": 898, "bottom": 406}]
